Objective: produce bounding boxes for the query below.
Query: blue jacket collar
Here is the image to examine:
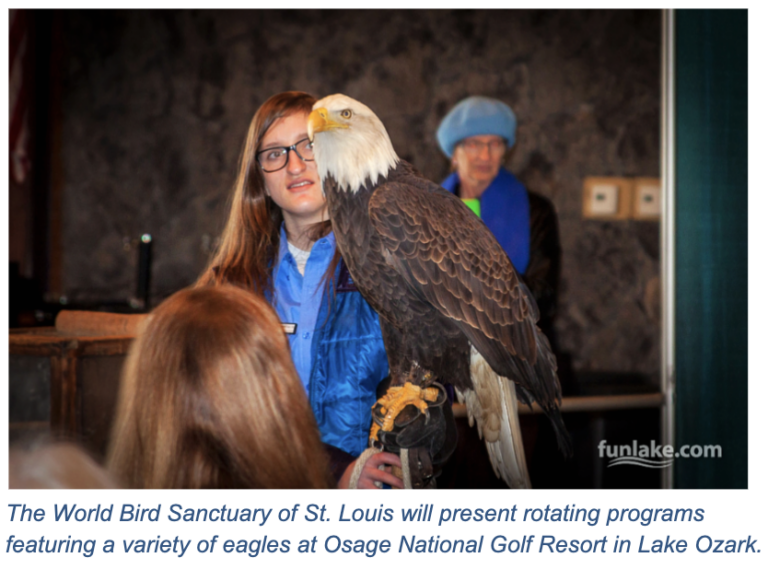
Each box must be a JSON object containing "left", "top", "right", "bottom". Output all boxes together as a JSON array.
[{"left": 275, "top": 224, "right": 337, "bottom": 273}]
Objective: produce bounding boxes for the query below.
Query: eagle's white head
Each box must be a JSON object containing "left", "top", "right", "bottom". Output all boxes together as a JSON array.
[{"left": 308, "top": 94, "right": 399, "bottom": 194}]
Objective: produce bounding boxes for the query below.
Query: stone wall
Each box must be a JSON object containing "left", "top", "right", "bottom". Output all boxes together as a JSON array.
[{"left": 58, "top": 9, "right": 661, "bottom": 376}]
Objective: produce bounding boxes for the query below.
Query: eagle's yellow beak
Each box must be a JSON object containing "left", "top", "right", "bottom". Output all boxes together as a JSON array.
[{"left": 307, "top": 107, "right": 348, "bottom": 142}]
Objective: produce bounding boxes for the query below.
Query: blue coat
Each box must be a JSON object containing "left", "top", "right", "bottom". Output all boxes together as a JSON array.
[
  {"left": 308, "top": 262, "right": 390, "bottom": 456},
  {"left": 268, "top": 228, "right": 389, "bottom": 457}
]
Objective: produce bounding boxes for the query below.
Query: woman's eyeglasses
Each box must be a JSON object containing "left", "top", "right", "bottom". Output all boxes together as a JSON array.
[
  {"left": 460, "top": 138, "right": 506, "bottom": 158},
  {"left": 256, "top": 138, "right": 315, "bottom": 172}
]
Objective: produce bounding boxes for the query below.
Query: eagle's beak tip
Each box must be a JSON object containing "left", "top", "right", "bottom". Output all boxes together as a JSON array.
[{"left": 308, "top": 107, "right": 331, "bottom": 139}]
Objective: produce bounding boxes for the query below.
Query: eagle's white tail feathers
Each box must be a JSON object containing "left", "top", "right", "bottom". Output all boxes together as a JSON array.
[{"left": 462, "top": 346, "right": 531, "bottom": 489}]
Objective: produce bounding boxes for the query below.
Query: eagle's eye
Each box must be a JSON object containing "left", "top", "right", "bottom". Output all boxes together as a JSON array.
[{"left": 340, "top": 109, "right": 352, "bottom": 119}]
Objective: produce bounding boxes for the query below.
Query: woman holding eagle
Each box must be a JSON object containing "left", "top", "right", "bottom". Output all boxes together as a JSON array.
[
  {"left": 199, "top": 90, "right": 568, "bottom": 489},
  {"left": 197, "top": 91, "right": 402, "bottom": 489}
]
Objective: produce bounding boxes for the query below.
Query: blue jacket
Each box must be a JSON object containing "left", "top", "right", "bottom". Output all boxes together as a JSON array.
[
  {"left": 269, "top": 228, "right": 389, "bottom": 457},
  {"left": 308, "top": 262, "right": 390, "bottom": 456}
]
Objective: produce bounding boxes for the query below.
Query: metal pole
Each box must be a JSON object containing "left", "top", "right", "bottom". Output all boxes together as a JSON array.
[
  {"left": 136, "top": 234, "right": 153, "bottom": 310},
  {"left": 660, "top": 8, "right": 676, "bottom": 490}
]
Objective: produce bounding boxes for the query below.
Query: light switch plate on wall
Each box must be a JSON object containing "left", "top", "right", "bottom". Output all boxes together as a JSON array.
[
  {"left": 632, "top": 177, "right": 661, "bottom": 220},
  {"left": 589, "top": 183, "right": 619, "bottom": 215},
  {"left": 583, "top": 177, "right": 633, "bottom": 219}
]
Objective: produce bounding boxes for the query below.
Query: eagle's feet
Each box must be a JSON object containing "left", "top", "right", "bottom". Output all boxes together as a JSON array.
[
  {"left": 369, "top": 381, "right": 455, "bottom": 489},
  {"left": 369, "top": 382, "right": 442, "bottom": 445}
]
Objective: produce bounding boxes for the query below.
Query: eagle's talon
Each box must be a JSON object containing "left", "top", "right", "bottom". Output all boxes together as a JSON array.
[{"left": 368, "top": 381, "right": 440, "bottom": 444}]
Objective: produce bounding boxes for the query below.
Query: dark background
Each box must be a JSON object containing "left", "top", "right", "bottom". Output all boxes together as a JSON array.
[{"left": 9, "top": 9, "right": 662, "bottom": 381}]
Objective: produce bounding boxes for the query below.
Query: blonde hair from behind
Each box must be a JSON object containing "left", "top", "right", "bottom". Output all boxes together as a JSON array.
[{"left": 107, "top": 284, "right": 332, "bottom": 489}]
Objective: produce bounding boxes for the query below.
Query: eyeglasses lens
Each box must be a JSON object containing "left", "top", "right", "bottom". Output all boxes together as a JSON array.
[
  {"left": 297, "top": 139, "right": 314, "bottom": 161},
  {"left": 258, "top": 139, "right": 314, "bottom": 172}
]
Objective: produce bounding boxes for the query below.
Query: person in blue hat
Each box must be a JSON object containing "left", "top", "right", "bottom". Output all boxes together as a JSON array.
[{"left": 436, "top": 96, "right": 561, "bottom": 340}]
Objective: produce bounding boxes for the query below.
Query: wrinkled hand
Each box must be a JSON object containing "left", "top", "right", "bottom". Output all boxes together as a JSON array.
[{"left": 338, "top": 451, "right": 404, "bottom": 489}]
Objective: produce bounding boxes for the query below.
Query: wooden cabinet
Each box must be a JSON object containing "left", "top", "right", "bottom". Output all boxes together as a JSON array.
[{"left": 9, "top": 312, "right": 144, "bottom": 458}]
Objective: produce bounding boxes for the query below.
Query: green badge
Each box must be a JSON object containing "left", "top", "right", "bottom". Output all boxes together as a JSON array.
[{"left": 461, "top": 198, "right": 481, "bottom": 217}]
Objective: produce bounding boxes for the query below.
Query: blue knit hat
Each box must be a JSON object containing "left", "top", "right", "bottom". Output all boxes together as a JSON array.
[{"left": 436, "top": 96, "right": 517, "bottom": 158}]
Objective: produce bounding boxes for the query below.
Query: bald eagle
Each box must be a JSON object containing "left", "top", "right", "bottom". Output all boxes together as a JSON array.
[{"left": 308, "top": 94, "right": 569, "bottom": 489}]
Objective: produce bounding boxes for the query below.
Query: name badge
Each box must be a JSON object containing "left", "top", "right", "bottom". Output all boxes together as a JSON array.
[{"left": 281, "top": 323, "right": 297, "bottom": 335}]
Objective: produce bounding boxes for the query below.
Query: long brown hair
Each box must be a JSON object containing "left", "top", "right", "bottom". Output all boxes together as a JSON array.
[
  {"left": 107, "top": 285, "right": 333, "bottom": 489},
  {"left": 197, "top": 91, "right": 340, "bottom": 295}
]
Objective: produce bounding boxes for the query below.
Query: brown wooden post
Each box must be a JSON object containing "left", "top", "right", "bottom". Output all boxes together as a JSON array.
[{"left": 49, "top": 340, "right": 81, "bottom": 437}]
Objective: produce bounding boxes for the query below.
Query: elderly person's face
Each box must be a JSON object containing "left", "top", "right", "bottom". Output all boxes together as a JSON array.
[{"left": 453, "top": 134, "right": 506, "bottom": 196}]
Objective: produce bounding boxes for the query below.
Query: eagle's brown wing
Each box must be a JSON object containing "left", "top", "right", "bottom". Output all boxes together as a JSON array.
[{"left": 368, "top": 173, "right": 563, "bottom": 422}]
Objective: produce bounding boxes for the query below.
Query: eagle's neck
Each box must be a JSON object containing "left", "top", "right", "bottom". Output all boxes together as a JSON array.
[{"left": 315, "top": 127, "right": 399, "bottom": 194}]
